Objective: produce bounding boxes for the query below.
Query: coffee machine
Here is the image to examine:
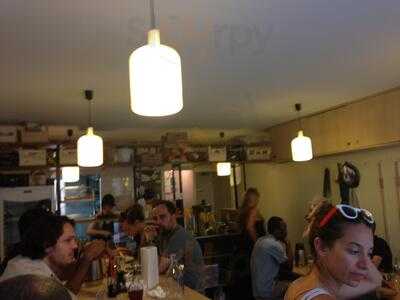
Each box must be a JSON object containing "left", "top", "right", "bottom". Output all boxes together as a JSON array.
[{"left": 192, "top": 200, "right": 212, "bottom": 235}]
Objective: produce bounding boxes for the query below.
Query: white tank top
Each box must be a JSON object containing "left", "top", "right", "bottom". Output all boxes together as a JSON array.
[{"left": 301, "top": 288, "right": 331, "bottom": 300}]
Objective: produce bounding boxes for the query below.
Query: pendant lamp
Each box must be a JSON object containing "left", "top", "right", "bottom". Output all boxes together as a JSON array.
[
  {"left": 217, "top": 162, "right": 231, "bottom": 176},
  {"left": 291, "top": 103, "right": 313, "bottom": 162},
  {"left": 77, "top": 90, "right": 104, "bottom": 167},
  {"left": 216, "top": 132, "right": 231, "bottom": 176},
  {"left": 129, "top": 0, "right": 183, "bottom": 117},
  {"left": 62, "top": 166, "right": 80, "bottom": 182}
]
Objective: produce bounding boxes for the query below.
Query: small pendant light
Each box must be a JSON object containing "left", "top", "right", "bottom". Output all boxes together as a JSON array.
[
  {"left": 291, "top": 103, "right": 313, "bottom": 162},
  {"left": 77, "top": 90, "right": 104, "bottom": 167},
  {"left": 129, "top": 0, "right": 183, "bottom": 117},
  {"left": 217, "top": 162, "right": 231, "bottom": 176},
  {"left": 216, "top": 132, "right": 231, "bottom": 176},
  {"left": 62, "top": 166, "right": 80, "bottom": 182}
]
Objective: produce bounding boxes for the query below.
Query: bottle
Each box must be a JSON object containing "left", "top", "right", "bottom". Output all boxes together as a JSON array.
[
  {"left": 166, "top": 254, "right": 184, "bottom": 298},
  {"left": 166, "top": 254, "right": 178, "bottom": 280},
  {"left": 107, "top": 255, "right": 118, "bottom": 298},
  {"left": 298, "top": 250, "right": 305, "bottom": 267},
  {"left": 214, "top": 286, "right": 226, "bottom": 300}
]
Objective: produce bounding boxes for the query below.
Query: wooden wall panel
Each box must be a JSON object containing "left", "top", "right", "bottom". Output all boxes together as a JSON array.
[{"left": 268, "top": 88, "right": 400, "bottom": 162}]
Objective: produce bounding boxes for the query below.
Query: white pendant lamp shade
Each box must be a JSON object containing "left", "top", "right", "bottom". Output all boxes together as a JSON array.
[
  {"left": 291, "top": 130, "right": 313, "bottom": 162},
  {"left": 77, "top": 127, "right": 104, "bottom": 167},
  {"left": 62, "top": 167, "right": 80, "bottom": 183},
  {"left": 217, "top": 162, "right": 231, "bottom": 176},
  {"left": 129, "top": 29, "right": 183, "bottom": 117}
]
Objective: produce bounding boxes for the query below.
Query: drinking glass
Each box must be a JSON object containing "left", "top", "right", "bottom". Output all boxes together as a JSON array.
[
  {"left": 126, "top": 276, "right": 144, "bottom": 300},
  {"left": 393, "top": 255, "right": 400, "bottom": 274}
]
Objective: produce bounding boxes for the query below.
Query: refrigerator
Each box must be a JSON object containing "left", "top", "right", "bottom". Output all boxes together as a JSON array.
[{"left": 0, "top": 186, "right": 56, "bottom": 260}]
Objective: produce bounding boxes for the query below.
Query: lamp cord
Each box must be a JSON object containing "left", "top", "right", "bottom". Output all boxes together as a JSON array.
[
  {"left": 295, "top": 103, "right": 303, "bottom": 131},
  {"left": 297, "top": 111, "right": 302, "bottom": 130},
  {"left": 84, "top": 90, "right": 93, "bottom": 128},
  {"left": 150, "top": 0, "right": 156, "bottom": 29},
  {"left": 89, "top": 100, "right": 92, "bottom": 128}
]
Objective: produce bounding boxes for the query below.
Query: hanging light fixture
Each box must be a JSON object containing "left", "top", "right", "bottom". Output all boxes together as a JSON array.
[
  {"left": 62, "top": 166, "right": 80, "bottom": 182},
  {"left": 291, "top": 103, "right": 313, "bottom": 162},
  {"left": 216, "top": 132, "right": 231, "bottom": 176},
  {"left": 129, "top": 0, "right": 183, "bottom": 117},
  {"left": 77, "top": 90, "right": 104, "bottom": 167}
]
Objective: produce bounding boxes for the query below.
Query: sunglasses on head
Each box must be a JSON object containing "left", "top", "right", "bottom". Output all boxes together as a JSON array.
[{"left": 319, "top": 204, "right": 374, "bottom": 228}]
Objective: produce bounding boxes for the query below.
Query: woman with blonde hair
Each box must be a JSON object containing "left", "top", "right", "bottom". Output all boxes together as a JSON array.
[
  {"left": 239, "top": 187, "right": 265, "bottom": 244},
  {"left": 228, "top": 188, "right": 265, "bottom": 300}
]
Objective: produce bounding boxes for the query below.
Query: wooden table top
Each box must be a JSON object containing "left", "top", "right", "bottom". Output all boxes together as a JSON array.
[
  {"left": 78, "top": 276, "right": 209, "bottom": 300},
  {"left": 293, "top": 265, "right": 311, "bottom": 276}
]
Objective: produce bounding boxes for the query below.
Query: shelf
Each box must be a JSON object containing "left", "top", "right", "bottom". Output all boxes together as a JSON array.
[
  {"left": 0, "top": 142, "right": 75, "bottom": 150},
  {"left": 203, "top": 254, "right": 233, "bottom": 259},
  {"left": 5, "top": 217, "right": 19, "bottom": 223},
  {"left": 0, "top": 164, "right": 77, "bottom": 171},
  {"left": 102, "top": 163, "right": 133, "bottom": 168},
  {"left": 61, "top": 198, "right": 94, "bottom": 204}
]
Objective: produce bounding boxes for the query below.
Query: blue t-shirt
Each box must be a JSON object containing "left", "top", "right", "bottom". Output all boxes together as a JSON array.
[{"left": 251, "top": 235, "right": 287, "bottom": 298}]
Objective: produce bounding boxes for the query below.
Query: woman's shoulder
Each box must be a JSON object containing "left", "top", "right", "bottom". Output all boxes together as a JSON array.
[{"left": 285, "top": 272, "right": 333, "bottom": 300}]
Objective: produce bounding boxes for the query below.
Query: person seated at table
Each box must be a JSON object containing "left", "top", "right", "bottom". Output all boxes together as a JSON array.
[
  {"left": 150, "top": 200, "right": 204, "bottom": 291},
  {"left": 251, "top": 216, "right": 294, "bottom": 300},
  {"left": 0, "top": 274, "right": 72, "bottom": 300},
  {"left": 118, "top": 204, "right": 146, "bottom": 255},
  {"left": 285, "top": 203, "right": 382, "bottom": 300},
  {"left": 0, "top": 206, "right": 52, "bottom": 275},
  {"left": 87, "top": 194, "right": 118, "bottom": 240},
  {"left": 0, "top": 212, "right": 105, "bottom": 296},
  {"left": 371, "top": 223, "right": 393, "bottom": 274},
  {"left": 138, "top": 188, "right": 157, "bottom": 219}
]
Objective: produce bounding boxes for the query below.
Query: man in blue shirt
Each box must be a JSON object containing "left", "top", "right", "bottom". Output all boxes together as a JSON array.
[{"left": 251, "top": 216, "right": 290, "bottom": 300}]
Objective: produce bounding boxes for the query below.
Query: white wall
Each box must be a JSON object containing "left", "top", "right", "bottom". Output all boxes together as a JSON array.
[
  {"left": 245, "top": 145, "right": 400, "bottom": 257},
  {"left": 164, "top": 170, "right": 195, "bottom": 209},
  {"left": 100, "top": 167, "right": 134, "bottom": 210}
]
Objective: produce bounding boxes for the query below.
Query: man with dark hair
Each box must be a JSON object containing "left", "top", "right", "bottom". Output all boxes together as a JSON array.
[
  {"left": 117, "top": 204, "right": 146, "bottom": 255},
  {"left": 151, "top": 200, "right": 204, "bottom": 291},
  {"left": 1, "top": 207, "right": 52, "bottom": 275},
  {"left": 87, "top": 194, "right": 118, "bottom": 240},
  {"left": 0, "top": 274, "right": 71, "bottom": 300},
  {"left": 371, "top": 223, "right": 393, "bottom": 273},
  {"left": 120, "top": 204, "right": 145, "bottom": 236},
  {"left": 0, "top": 213, "right": 105, "bottom": 296},
  {"left": 251, "top": 216, "right": 290, "bottom": 300}
]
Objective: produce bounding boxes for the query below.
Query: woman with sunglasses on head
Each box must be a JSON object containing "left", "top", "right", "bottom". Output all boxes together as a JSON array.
[{"left": 285, "top": 203, "right": 382, "bottom": 300}]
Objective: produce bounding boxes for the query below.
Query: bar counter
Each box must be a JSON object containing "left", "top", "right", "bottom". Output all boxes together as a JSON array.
[{"left": 78, "top": 276, "right": 209, "bottom": 300}]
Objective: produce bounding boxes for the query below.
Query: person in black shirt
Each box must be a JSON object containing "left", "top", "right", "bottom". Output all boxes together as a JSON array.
[
  {"left": 371, "top": 223, "right": 393, "bottom": 273},
  {"left": 87, "top": 194, "right": 118, "bottom": 240}
]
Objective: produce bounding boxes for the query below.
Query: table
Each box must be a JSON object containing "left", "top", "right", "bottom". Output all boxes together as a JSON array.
[
  {"left": 78, "top": 276, "right": 209, "bottom": 300},
  {"left": 293, "top": 265, "right": 311, "bottom": 276}
]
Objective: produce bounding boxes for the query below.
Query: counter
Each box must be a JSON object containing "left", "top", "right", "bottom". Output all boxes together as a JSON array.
[
  {"left": 194, "top": 233, "right": 240, "bottom": 240},
  {"left": 194, "top": 232, "right": 240, "bottom": 275},
  {"left": 78, "top": 276, "right": 209, "bottom": 300}
]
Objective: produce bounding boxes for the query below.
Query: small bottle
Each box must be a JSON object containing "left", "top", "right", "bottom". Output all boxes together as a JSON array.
[
  {"left": 107, "top": 255, "right": 118, "bottom": 298},
  {"left": 298, "top": 250, "right": 305, "bottom": 267},
  {"left": 166, "top": 254, "right": 184, "bottom": 298}
]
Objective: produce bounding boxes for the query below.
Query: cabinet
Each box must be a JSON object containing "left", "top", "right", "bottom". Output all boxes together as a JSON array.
[
  {"left": 269, "top": 88, "right": 400, "bottom": 162},
  {"left": 269, "top": 121, "right": 298, "bottom": 162}
]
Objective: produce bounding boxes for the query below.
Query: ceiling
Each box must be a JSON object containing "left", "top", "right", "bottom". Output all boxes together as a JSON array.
[{"left": 1, "top": 0, "right": 400, "bottom": 131}]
